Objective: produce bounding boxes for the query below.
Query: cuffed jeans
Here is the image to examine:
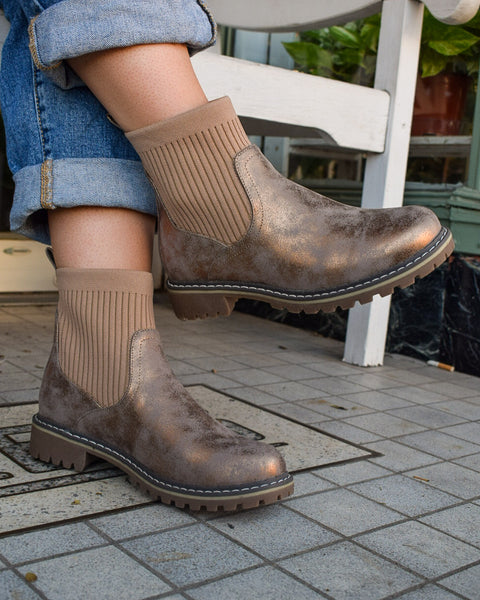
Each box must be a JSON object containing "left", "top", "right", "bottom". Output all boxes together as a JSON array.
[{"left": 0, "top": 0, "right": 216, "bottom": 243}]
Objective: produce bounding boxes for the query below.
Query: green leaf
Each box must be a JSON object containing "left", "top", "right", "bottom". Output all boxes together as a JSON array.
[
  {"left": 360, "top": 22, "right": 380, "bottom": 52},
  {"left": 428, "top": 28, "right": 480, "bottom": 56},
  {"left": 329, "top": 26, "right": 361, "bottom": 48},
  {"left": 282, "top": 41, "right": 333, "bottom": 74},
  {"left": 420, "top": 47, "right": 448, "bottom": 77}
]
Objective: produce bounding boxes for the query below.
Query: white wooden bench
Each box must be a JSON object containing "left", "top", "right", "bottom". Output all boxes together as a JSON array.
[{"left": 193, "top": 0, "right": 480, "bottom": 366}]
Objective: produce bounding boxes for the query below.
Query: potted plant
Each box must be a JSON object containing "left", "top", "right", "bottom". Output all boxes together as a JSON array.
[
  {"left": 413, "top": 9, "right": 480, "bottom": 135},
  {"left": 283, "top": 9, "right": 480, "bottom": 135}
]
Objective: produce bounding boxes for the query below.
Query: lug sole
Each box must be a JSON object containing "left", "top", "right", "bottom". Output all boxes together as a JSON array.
[
  {"left": 167, "top": 228, "right": 454, "bottom": 320},
  {"left": 30, "top": 416, "right": 294, "bottom": 512}
]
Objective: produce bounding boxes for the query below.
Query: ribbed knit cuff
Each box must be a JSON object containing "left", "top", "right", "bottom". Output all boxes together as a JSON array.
[
  {"left": 127, "top": 97, "right": 252, "bottom": 245},
  {"left": 57, "top": 269, "right": 156, "bottom": 407}
]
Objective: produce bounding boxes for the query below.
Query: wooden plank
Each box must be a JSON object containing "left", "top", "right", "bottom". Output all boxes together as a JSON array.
[
  {"left": 206, "top": 0, "right": 383, "bottom": 31},
  {"left": 207, "top": 0, "right": 479, "bottom": 30},
  {"left": 424, "top": 0, "right": 480, "bottom": 24},
  {"left": 192, "top": 52, "right": 389, "bottom": 152},
  {"left": 344, "top": 0, "right": 425, "bottom": 366},
  {"left": 289, "top": 135, "right": 472, "bottom": 157}
]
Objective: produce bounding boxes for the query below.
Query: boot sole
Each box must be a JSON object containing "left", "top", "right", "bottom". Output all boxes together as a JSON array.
[
  {"left": 30, "top": 415, "right": 294, "bottom": 512},
  {"left": 167, "top": 227, "right": 454, "bottom": 320}
]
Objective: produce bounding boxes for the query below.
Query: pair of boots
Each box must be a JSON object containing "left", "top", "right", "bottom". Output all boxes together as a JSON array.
[{"left": 31, "top": 98, "right": 453, "bottom": 511}]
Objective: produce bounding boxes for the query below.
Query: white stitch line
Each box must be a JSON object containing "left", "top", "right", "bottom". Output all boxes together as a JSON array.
[
  {"left": 34, "top": 417, "right": 291, "bottom": 496},
  {"left": 168, "top": 228, "right": 449, "bottom": 300}
]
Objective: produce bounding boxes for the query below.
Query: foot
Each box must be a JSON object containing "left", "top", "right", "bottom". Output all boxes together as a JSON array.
[
  {"left": 160, "top": 146, "right": 453, "bottom": 319},
  {"left": 31, "top": 328, "right": 293, "bottom": 511},
  {"left": 127, "top": 98, "right": 453, "bottom": 321}
]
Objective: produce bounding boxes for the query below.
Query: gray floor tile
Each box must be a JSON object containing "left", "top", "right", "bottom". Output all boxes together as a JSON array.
[
  {"left": 286, "top": 488, "right": 403, "bottom": 536},
  {"left": 407, "top": 462, "right": 480, "bottom": 500},
  {"left": 232, "top": 353, "right": 287, "bottom": 368},
  {"left": 267, "top": 402, "right": 332, "bottom": 424},
  {"left": 396, "top": 584, "right": 462, "bottom": 599},
  {"left": 169, "top": 360, "right": 204, "bottom": 376},
  {"left": 316, "top": 420, "right": 383, "bottom": 444},
  {"left": 420, "top": 382, "right": 479, "bottom": 400},
  {"left": 395, "top": 430, "right": 480, "bottom": 460},
  {"left": 298, "top": 396, "right": 373, "bottom": 419},
  {"left": 439, "top": 564, "right": 480, "bottom": 599},
  {"left": 222, "top": 386, "right": 284, "bottom": 406},
  {"left": 0, "top": 388, "right": 41, "bottom": 404},
  {"left": 89, "top": 504, "right": 196, "bottom": 540},
  {"left": 342, "top": 373, "right": 404, "bottom": 390},
  {"left": 289, "top": 472, "right": 335, "bottom": 497},
  {"left": 17, "top": 545, "right": 170, "bottom": 600},
  {"left": 264, "top": 364, "right": 322, "bottom": 381},
  {"left": 280, "top": 541, "right": 421, "bottom": 600},
  {"left": 302, "top": 361, "right": 362, "bottom": 377},
  {"left": 256, "top": 382, "right": 321, "bottom": 401},
  {"left": 453, "top": 453, "right": 480, "bottom": 472},
  {"left": 188, "top": 566, "right": 321, "bottom": 600},
  {"left": 381, "top": 369, "right": 436, "bottom": 386},
  {"left": 430, "top": 399, "right": 480, "bottom": 421},
  {"left": 388, "top": 405, "right": 466, "bottom": 429},
  {"left": 367, "top": 440, "right": 442, "bottom": 471},
  {"left": 303, "top": 377, "right": 369, "bottom": 396},
  {"left": 0, "top": 570, "right": 41, "bottom": 599},
  {"left": 439, "top": 422, "right": 480, "bottom": 445},
  {"left": 210, "top": 505, "right": 339, "bottom": 560},
  {"left": 121, "top": 523, "right": 261, "bottom": 587},
  {"left": 420, "top": 504, "right": 480, "bottom": 548},
  {"left": 357, "top": 521, "right": 480, "bottom": 578},
  {"left": 0, "top": 372, "right": 41, "bottom": 393},
  {"left": 163, "top": 343, "right": 213, "bottom": 360},
  {"left": 350, "top": 474, "right": 459, "bottom": 517},
  {"left": 185, "top": 356, "right": 245, "bottom": 372},
  {"left": 221, "top": 368, "right": 286, "bottom": 386},
  {"left": 0, "top": 522, "right": 106, "bottom": 565},
  {"left": 343, "top": 412, "right": 426, "bottom": 437},
  {"left": 387, "top": 386, "right": 450, "bottom": 404},
  {"left": 180, "top": 372, "right": 244, "bottom": 390},
  {"left": 313, "top": 460, "right": 392, "bottom": 486},
  {"left": 341, "top": 390, "right": 414, "bottom": 411}
]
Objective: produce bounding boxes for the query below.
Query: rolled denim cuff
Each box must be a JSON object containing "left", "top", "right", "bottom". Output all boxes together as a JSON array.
[
  {"left": 10, "top": 158, "right": 157, "bottom": 245},
  {"left": 29, "top": 0, "right": 216, "bottom": 88}
]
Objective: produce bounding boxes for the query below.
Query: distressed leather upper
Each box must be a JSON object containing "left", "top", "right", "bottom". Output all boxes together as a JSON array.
[
  {"left": 160, "top": 145, "right": 441, "bottom": 291},
  {"left": 38, "top": 328, "right": 286, "bottom": 488}
]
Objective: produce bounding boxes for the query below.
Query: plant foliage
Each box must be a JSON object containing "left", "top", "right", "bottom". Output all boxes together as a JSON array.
[{"left": 283, "top": 10, "right": 480, "bottom": 82}]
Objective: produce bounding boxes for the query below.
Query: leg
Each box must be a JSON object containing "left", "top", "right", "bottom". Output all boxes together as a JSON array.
[
  {"left": 0, "top": 1, "right": 292, "bottom": 510},
  {"left": 48, "top": 206, "right": 155, "bottom": 270},
  {"left": 69, "top": 44, "right": 207, "bottom": 129},
  {"left": 68, "top": 44, "right": 453, "bottom": 321}
]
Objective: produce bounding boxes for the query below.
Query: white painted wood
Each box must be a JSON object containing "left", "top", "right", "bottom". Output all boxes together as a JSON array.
[
  {"left": 206, "top": 0, "right": 478, "bottom": 31},
  {"left": 0, "top": 238, "right": 57, "bottom": 292},
  {"left": 424, "top": 0, "right": 480, "bottom": 24},
  {"left": 206, "top": 0, "right": 383, "bottom": 31},
  {"left": 343, "top": 0, "right": 425, "bottom": 366},
  {"left": 192, "top": 53, "right": 390, "bottom": 152},
  {"left": 343, "top": 296, "right": 392, "bottom": 366}
]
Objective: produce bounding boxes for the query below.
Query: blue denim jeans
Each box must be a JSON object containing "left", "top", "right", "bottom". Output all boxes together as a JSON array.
[{"left": 0, "top": 0, "right": 216, "bottom": 243}]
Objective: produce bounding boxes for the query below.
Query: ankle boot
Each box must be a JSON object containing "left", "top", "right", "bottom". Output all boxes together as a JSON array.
[
  {"left": 30, "top": 269, "right": 293, "bottom": 511},
  {"left": 127, "top": 97, "right": 453, "bottom": 320}
]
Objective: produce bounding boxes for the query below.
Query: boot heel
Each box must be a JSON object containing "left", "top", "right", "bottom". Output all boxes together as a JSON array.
[
  {"left": 30, "top": 420, "right": 96, "bottom": 471},
  {"left": 168, "top": 290, "right": 237, "bottom": 320}
]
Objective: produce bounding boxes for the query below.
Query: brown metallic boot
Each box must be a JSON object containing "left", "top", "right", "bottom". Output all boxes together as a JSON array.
[
  {"left": 30, "top": 269, "right": 293, "bottom": 511},
  {"left": 127, "top": 97, "right": 454, "bottom": 320}
]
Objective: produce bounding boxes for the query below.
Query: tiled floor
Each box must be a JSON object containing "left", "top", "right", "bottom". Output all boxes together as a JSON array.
[{"left": 1, "top": 296, "right": 480, "bottom": 600}]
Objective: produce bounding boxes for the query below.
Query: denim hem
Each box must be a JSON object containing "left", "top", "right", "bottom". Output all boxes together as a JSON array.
[
  {"left": 11, "top": 158, "right": 157, "bottom": 245},
  {"left": 29, "top": 0, "right": 216, "bottom": 88}
]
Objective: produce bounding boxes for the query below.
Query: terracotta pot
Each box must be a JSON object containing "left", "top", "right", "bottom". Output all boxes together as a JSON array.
[{"left": 411, "top": 72, "right": 471, "bottom": 136}]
